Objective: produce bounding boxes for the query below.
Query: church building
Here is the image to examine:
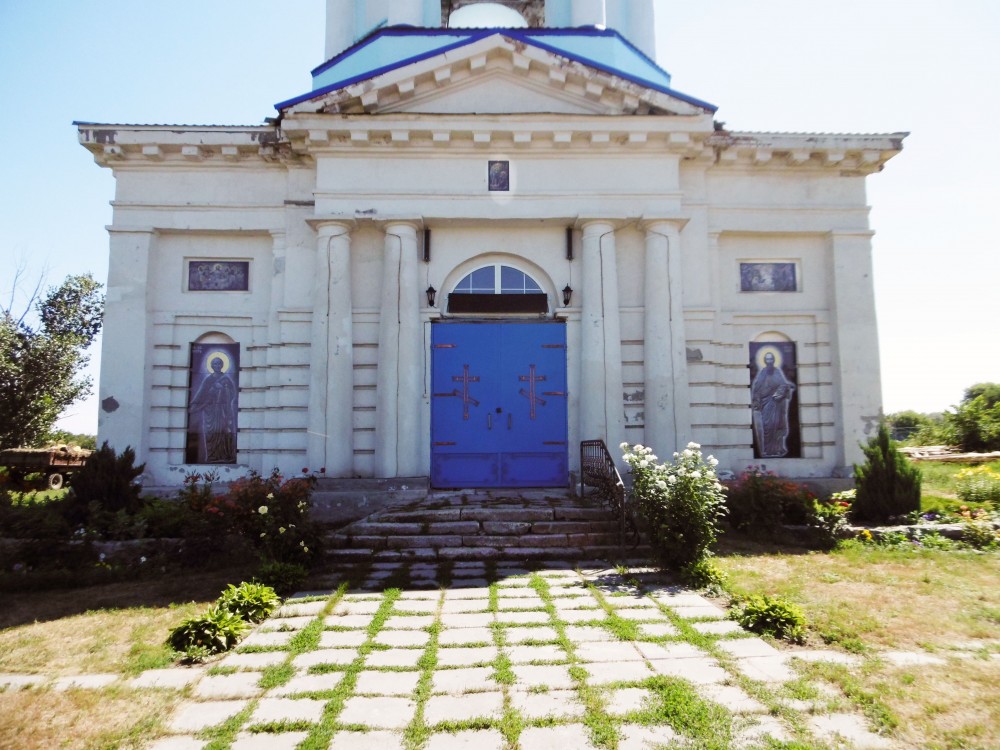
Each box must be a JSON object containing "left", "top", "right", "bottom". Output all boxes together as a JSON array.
[{"left": 78, "top": 0, "right": 906, "bottom": 490}]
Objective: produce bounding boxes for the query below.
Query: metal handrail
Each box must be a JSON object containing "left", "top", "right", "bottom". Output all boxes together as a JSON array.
[{"left": 580, "top": 439, "right": 634, "bottom": 551}]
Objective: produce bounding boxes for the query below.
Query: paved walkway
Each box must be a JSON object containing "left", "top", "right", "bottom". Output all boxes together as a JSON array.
[{"left": 97, "top": 559, "right": 900, "bottom": 750}]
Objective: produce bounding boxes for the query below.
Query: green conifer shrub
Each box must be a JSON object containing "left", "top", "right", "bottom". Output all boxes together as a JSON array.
[{"left": 851, "top": 424, "right": 921, "bottom": 523}]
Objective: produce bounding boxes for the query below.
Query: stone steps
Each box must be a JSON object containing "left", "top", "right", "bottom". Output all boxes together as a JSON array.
[{"left": 321, "top": 490, "right": 646, "bottom": 563}]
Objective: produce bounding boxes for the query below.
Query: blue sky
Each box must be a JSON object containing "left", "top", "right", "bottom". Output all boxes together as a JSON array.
[{"left": 1, "top": 0, "right": 997, "bottom": 434}]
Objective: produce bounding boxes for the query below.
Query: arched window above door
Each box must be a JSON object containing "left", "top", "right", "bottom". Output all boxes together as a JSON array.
[
  {"left": 449, "top": 264, "right": 547, "bottom": 313},
  {"left": 452, "top": 264, "right": 542, "bottom": 295}
]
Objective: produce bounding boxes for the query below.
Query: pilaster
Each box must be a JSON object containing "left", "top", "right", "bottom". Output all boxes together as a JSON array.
[
  {"left": 308, "top": 221, "right": 355, "bottom": 476},
  {"left": 829, "top": 230, "right": 882, "bottom": 469},
  {"left": 642, "top": 220, "right": 691, "bottom": 456},
  {"left": 579, "top": 220, "right": 625, "bottom": 457},
  {"left": 375, "top": 221, "right": 423, "bottom": 477},
  {"left": 98, "top": 228, "right": 154, "bottom": 463}
]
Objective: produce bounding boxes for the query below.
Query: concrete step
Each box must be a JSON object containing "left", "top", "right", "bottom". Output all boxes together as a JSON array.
[
  {"left": 339, "top": 519, "right": 620, "bottom": 537},
  {"left": 324, "top": 544, "right": 650, "bottom": 564},
  {"left": 316, "top": 489, "right": 641, "bottom": 563}
]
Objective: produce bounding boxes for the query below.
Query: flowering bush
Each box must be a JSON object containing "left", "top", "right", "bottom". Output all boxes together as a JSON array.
[
  {"left": 180, "top": 468, "right": 321, "bottom": 565},
  {"left": 956, "top": 466, "right": 1000, "bottom": 506},
  {"left": 227, "top": 468, "right": 320, "bottom": 565},
  {"left": 622, "top": 441, "right": 727, "bottom": 570},
  {"left": 725, "top": 467, "right": 816, "bottom": 532}
]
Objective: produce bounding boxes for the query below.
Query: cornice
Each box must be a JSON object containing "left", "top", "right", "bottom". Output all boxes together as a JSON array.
[
  {"left": 76, "top": 123, "right": 297, "bottom": 168},
  {"left": 705, "top": 130, "right": 908, "bottom": 174},
  {"left": 281, "top": 113, "right": 714, "bottom": 156}
]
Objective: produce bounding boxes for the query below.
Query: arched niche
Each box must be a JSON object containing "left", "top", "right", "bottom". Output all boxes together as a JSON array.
[{"left": 186, "top": 332, "right": 240, "bottom": 465}]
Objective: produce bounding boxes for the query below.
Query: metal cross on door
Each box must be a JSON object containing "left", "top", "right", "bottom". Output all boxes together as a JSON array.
[{"left": 431, "top": 322, "right": 567, "bottom": 488}]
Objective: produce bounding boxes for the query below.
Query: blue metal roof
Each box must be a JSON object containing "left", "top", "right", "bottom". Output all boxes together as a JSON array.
[{"left": 276, "top": 26, "right": 715, "bottom": 113}]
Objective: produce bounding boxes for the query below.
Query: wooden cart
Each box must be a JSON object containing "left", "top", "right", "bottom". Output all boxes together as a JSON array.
[{"left": 0, "top": 445, "right": 92, "bottom": 490}]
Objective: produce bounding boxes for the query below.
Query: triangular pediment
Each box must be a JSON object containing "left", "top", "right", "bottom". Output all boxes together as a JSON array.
[{"left": 278, "top": 29, "right": 715, "bottom": 118}]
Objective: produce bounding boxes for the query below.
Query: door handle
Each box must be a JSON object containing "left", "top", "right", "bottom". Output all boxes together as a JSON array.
[
  {"left": 507, "top": 413, "right": 513, "bottom": 430},
  {"left": 487, "top": 414, "right": 493, "bottom": 430}
]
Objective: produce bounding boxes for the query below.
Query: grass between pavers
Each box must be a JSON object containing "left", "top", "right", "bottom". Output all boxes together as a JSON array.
[
  {"left": 581, "top": 577, "right": 746, "bottom": 749},
  {"left": 192, "top": 585, "right": 347, "bottom": 748},
  {"left": 627, "top": 583, "right": 813, "bottom": 747},
  {"left": 295, "top": 587, "right": 403, "bottom": 750},
  {"left": 530, "top": 572, "right": 620, "bottom": 749},
  {"left": 402, "top": 598, "right": 444, "bottom": 749}
]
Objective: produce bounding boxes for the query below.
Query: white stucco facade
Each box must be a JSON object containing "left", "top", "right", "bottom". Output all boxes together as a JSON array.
[{"left": 78, "top": 0, "right": 904, "bottom": 488}]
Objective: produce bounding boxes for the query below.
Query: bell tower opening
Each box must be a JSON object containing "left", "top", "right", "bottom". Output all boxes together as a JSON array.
[{"left": 443, "top": 1, "right": 544, "bottom": 28}]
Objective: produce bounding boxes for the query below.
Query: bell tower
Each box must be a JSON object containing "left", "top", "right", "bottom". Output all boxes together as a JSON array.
[{"left": 324, "top": 0, "right": 658, "bottom": 62}]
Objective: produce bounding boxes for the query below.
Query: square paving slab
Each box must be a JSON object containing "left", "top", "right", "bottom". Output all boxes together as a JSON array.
[{"left": 339, "top": 696, "right": 417, "bottom": 729}]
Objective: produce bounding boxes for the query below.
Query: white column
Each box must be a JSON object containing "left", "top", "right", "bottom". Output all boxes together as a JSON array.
[
  {"left": 325, "top": 0, "right": 355, "bottom": 60},
  {"left": 607, "top": 0, "right": 656, "bottom": 60},
  {"left": 580, "top": 220, "right": 625, "bottom": 455},
  {"left": 571, "top": 0, "right": 606, "bottom": 27},
  {"left": 308, "top": 221, "right": 354, "bottom": 476},
  {"left": 98, "top": 228, "right": 153, "bottom": 463},
  {"left": 830, "top": 230, "right": 883, "bottom": 469},
  {"left": 375, "top": 221, "right": 422, "bottom": 477},
  {"left": 643, "top": 221, "right": 692, "bottom": 456}
]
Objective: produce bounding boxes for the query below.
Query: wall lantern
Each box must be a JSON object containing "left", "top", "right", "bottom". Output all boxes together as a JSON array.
[
  {"left": 562, "top": 284, "right": 573, "bottom": 307},
  {"left": 426, "top": 286, "right": 437, "bottom": 307}
]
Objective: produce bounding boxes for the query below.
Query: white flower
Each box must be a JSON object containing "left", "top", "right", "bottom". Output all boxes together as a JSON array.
[
  {"left": 648, "top": 455, "right": 658, "bottom": 462},
  {"left": 258, "top": 505, "right": 268, "bottom": 515},
  {"left": 708, "top": 456, "right": 719, "bottom": 466},
  {"left": 656, "top": 480, "right": 667, "bottom": 490},
  {"left": 639, "top": 459, "right": 649, "bottom": 468},
  {"left": 682, "top": 449, "right": 694, "bottom": 458},
  {"left": 139, "top": 556, "right": 147, "bottom": 564},
  {"left": 619, "top": 442, "right": 629, "bottom": 451},
  {"left": 259, "top": 532, "right": 266, "bottom": 538},
  {"left": 687, "top": 442, "right": 701, "bottom": 450},
  {"left": 634, "top": 444, "right": 645, "bottom": 452},
  {"left": 667, "top": 475, "right": 677, "bottom": 484},
  {"left": 266, "top": 493, "right": 275, "bottom": 500},
  {"left": 676, "top": 469, "right": 686, "bottom": 477}
]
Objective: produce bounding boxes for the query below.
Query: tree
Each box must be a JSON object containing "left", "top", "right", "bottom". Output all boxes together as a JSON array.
[
  {"left": 885, "top": 410, "right": 931, "bottom": 441},
  {"left": 948, "top": 388, "right": 1000, "bottom": 453},
  {"left": 0, "top": 273, "right": 104, "bottom": 449}
]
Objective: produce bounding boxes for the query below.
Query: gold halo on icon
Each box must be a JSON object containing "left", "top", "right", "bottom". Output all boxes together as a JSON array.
[
  {"left": 205, "top": 351, "right": 232, "bottom": 373},
  {"left": 755, "top": 345, "right": 783, "bottom": 371}
]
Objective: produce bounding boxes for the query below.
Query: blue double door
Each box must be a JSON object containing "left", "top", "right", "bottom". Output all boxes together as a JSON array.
[{"left": 431, "top": 322, "right": 568, "bottom": 488}]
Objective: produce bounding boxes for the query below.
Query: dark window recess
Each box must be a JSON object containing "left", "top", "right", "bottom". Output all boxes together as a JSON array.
[{"left": 447, "top": 293, "right": 548, "bottom": 314}]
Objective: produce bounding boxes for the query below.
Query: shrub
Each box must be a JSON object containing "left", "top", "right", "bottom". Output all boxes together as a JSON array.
[
  {"left": 255, "top": 560, "right": 308, "bottom": 595},
  {"left": 681, "top": 558, "right": 728, "bottom": 592},
  {"left": 724, "top": 469, "right": 847, "bottom": 548},
  {"left": 725, "top": 467, "right": 818, "bottom": 532},
  {"left": 956, "top": 466, "right": 1000, "bottom": 506},
  {"left": 166, "top": 604, "right": 249, "bottom": 658},
  {"left": 962, "top": 521, "right": 999, "bottom": 550},
  {"left": 65, "top": 442, "right": 145, "bottom": 524},
  {"left": 218, "top": 581, "right": 280, "bottom": 623},
  {"left": 623, "top": 441, "right": 727, "bottom": 570},
  {"left": 731, "top": 594, "right": 806, "bottom": 643},
  {"left": 851, "top": 424, "right": 921, "bottom": 524}
]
